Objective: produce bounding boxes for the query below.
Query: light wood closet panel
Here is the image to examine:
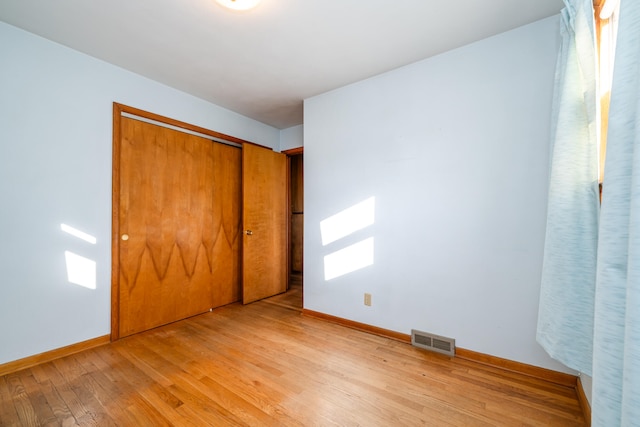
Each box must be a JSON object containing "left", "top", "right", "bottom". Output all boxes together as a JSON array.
[
  {"left": 210, "top": 142, "right": 242, "bottom": 307},
  {"left": 242, "top": 144, "right": 287, "bottom": 304},
  {"left": 118, "top": 116, "right": 241, "bottom": 337}
]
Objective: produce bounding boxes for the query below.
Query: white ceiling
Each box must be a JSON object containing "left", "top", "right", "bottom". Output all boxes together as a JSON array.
[{"left": 0, "top": 0, "right": 564, "bottom": 129}]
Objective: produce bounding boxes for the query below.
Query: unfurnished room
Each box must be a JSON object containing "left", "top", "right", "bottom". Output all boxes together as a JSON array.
[{"left": 1, "top": 0, "right": 639, "bottom": 425}]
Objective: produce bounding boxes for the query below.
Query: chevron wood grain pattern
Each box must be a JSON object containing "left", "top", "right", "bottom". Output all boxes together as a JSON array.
[
  {"left": 0, "top": 285, "right": 586, "bottom": 426},
  {"left": 118, "top": 117, "right": 241, "bottom": 337}
]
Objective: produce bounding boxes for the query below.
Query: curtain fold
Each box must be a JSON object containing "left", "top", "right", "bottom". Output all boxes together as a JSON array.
[
  {"left": 537, "top": 0, "right": 600, "bottom": 375},
  {"left": 592, "top": 1, "right": 640, "bottom": 424}
]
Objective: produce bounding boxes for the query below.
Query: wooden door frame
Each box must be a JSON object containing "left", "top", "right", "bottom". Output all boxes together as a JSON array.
[{"left": 111, "top": 103, "right": 253, "bottom": 341}]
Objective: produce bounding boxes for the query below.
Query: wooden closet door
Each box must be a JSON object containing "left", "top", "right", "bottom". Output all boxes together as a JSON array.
[
  {"left": 242, "top": 144, "right": 288, "bottom": 304},
  {"left": 210, "top": 142, "right": 242, "bottom": 307},
  {"left": 118, "top": 117, "right": 240, "bottom": 337}
]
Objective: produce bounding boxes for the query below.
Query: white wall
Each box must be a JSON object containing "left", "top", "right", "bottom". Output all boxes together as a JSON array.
[
  {"left": 304, "top": 16, "right": 571, "bottom": 372},
  {"left": 279, "top": 124, "right": 304, "bottom": 151},
  {"left": 0, "top": 22, "right": 279, "bottom": 365}
]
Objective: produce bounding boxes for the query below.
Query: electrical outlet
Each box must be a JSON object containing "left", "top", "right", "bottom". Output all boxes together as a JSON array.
[{"left": 364, "top": 293, "right": 372, "bottom": 306}]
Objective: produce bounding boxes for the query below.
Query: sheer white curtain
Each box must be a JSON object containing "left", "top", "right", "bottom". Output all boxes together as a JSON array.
[
  {"left": 538, "top": 0, "right": 640, "bottom": 423},
  {"left": 592, "top": 1, "right": 640, "bottom": 424},
  {"left": 537, "top": 0, "right": 599, "bottom": 375}
]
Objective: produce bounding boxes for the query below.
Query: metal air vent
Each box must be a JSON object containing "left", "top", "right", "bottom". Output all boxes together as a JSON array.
[{"left": 411, "top": 329, "right": 455, "bottom": 357}]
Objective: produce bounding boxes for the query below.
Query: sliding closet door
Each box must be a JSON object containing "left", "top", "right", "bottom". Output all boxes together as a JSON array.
[
  {"left": 117, "top": 116, "right": 240, "bottom": 337},
  {"left": 242, "top": 143, "right": 288, "bottom": 304},
  {"left": 211, "top": 142, "right": 242, "bottom": 307}
]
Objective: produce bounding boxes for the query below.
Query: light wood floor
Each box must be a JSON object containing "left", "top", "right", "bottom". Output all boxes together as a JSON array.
[{"left": 0, "top": 281, "right": 586, "bottom": 426}]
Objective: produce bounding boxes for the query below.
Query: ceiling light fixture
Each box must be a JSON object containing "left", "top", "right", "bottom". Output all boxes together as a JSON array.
[{"left": 215, "top": 0, "right": 261, "bottom": 11}]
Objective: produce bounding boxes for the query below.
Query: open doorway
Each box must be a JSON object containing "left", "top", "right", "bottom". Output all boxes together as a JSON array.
[{"left": 286, "top": 148, "right": 303, "bottom": 308}]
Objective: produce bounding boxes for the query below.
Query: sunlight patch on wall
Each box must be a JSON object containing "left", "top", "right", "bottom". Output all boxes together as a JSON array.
[
  {"left": 64, "top": 251, "right": 96, "bottom": 289},
  {"left": 324, "top": 237, "right": 374, "bottom": 281},
  {"left": 320, "top": 197, "right": 375, "bottom": 280},
  {"left": 320, "top": 197, "right": 375, "bottom": 246},
  {"left": 61, "top": 223, "right": 97, "bottom": 244},
  {"left": 61, "top": 223, "right": 97, "bottom": 289}
]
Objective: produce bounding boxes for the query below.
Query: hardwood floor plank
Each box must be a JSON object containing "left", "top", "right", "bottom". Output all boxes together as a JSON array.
[
  {"left": 35, "top": 361, "right": 89, "bottom": 425},
  {"left": 171, "top": 354, "right": 302, "bottom": 425},
  {"left": 198, "top": 375, "right": 286, "bottom": 425},
  {"left": 66, "top": 379, "right": 118, "bottom": 427},
  {"left": 175, "top": 326, "right": 347, "bottom": 425},
  {"left": 37, "top": 380, "right": 77, "bottom": 427},
  {"left": 19, "top": 372, "right": 58, "bottom": 426},
  {"left": 0, "top": 284, "right": 587, "bottom": 426},
  {"left": 6, "top": 374, "right": 40, "bottom": 426},
  {"left": 0, "top": 375, "right": 21, "bottom": 427},
  {"left": 98, "top": 347, "right": 191, "bottom": 426}
]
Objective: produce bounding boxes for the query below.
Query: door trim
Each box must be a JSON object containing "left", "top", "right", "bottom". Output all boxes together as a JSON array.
[
  {"left": 282, "top": 147, "right": 303, "bottom": 156},
  {"left": 111, "top": 103, "right": 254, "bottom": 340}
]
